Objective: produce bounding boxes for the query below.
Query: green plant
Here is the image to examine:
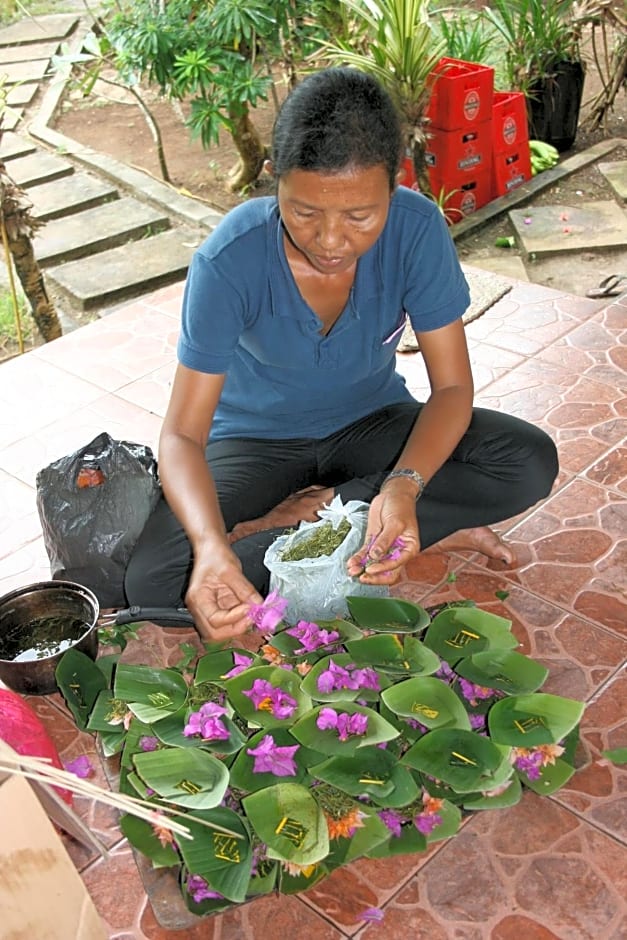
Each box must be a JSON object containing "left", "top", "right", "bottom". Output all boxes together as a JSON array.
[
  {"left": 432, "top": 6, "right": 496, "bottom": 66},
  {"left": 314, "top": 0, "right": 446, "bottom": 198},
  {"left": 0, "top": 285, "right": 32, "bottom": 351},
  {"left": 56, "top": 592, "right": 583, "bottom": 916},
  {"left": 483, "top": 0, "right": 584, "bottom": 94}
]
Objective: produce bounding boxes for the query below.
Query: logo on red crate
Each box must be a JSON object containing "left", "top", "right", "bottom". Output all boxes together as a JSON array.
[
  {"left": 503, "top": 115, "right": 518, "bottom": 146},
  {"left": 460, "top": 190, "right": 477, "bottom": 215},
  {"left": 463, "top": 90, "right": 481, "bottom": 121}
]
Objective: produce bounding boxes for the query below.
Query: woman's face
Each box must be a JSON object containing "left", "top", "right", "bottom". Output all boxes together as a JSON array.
[{"left": 277, "top": 164, "right": 394, "bottom": 275}]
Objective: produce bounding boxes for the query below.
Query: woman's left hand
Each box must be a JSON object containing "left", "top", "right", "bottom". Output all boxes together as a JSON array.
[{"left": 346, "top": 487, "right": 420, "bottom": 584}]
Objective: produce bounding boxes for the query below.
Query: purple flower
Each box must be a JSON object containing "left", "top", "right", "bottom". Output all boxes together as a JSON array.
[
  {"left": 183, "top": 702, "right": 230, "bottom": 741},
  {"left": 513, "top": 750, "right": 543, "bottom": 781},
  {"left": 378, "top": 809, "right": 403, "bottom": 838},
  {"left": 469, "top": 713, "right": 487, "bottom": 731},
  {"left": 285, "top": 620, "right": 340, "bottom": 654},
  {"left": 186, "top": 874, "right": 224, "bottom": 903},
  {"left": 242, "top": 678, "right": 297, "bottom": 719},
  {"left": 414, "top": 812, "right": 443, "bottom": 835},
  {"left": 222, "top": 651, "right": 254, "bottom": 678},
  {"left": 435, "top": 660, "right": 455, "bottom": 681},
  {"left": 317, "top": 659, "right": 380, "bottom": 694},
  {"left": 64, "top": 755, "right": 94, "bottom": 778},
  {"left": 139, "top": 735, "right": 160, "bottom": 752},
  {"left": 246, "top": 734, "right": 300, "bottom": 776},
  {"left": 316, "top": 707, "right": 368, "bottom": 741},
  {"left": 248, "top": 590, "right": 289, "bottom": 634},
  {"left": 458, "top": 678, "right": 497, "bottom": 706},
  {"left": 361, "top": 907, "right": 385, "bottom": 923}
]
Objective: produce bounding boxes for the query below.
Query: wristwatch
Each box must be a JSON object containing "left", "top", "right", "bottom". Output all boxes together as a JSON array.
[{"left": 382, "top": 468, "right": 425, "bottom": 499}]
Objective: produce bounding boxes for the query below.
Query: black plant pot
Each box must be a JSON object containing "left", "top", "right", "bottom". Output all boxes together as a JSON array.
[{"left": 527, "top": 60, "right": 585, "bottom": 153}]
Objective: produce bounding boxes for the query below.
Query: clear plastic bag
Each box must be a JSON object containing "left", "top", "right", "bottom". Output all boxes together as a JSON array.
[
  {"left": 35, "top": 432, "right": 161, "bottom": 607},
  {"left": 263, "top": 495, "right": 388, "bottom": 624}
]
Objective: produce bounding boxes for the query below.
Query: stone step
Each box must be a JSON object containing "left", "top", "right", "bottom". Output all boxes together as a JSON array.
[
  {"left": 28, "top": 172, "right": 119, "bottom": 221},
  {"left": 9, "top": 150, "right": 75, "bottom": 187},
  {"left": 33, "top": 196, "right": 171, "bottom": 265},
  {"left": 0, "top": 132, "right": 37, "bottom": 162},
  {"left": 0, "top": 13, "right": 78, "bottom": 47},
  {"left": 0, "top": 39, "right": 60, "bottom": 64},
  {"left": 6, "top": 81, "right": 39, "bottom": 108},
  {"left": 0, "top": 58, "right": 49, "bottom": 85},
  {"left": 599, "top": 161, "right": 627, "bottom": 203},
  {"left": 46, "top": 227, "right": 203, "bottom": 310}
]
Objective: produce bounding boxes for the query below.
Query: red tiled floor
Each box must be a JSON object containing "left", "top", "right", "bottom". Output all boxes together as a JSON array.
[{"left": 1, "top": 278, "right": 626, "bottom": 938}]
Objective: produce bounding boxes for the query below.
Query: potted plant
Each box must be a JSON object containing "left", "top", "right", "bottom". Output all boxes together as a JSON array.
[
  {"left": 484, "top": 0, "right": 586, "bottom": 152},
  {"left": 314, "top": 0, "right": 446, "bottom": 197}
]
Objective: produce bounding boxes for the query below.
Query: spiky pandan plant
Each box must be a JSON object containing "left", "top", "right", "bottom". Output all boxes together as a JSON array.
[{"left": 315, "top": 0, "right": 446, "bottom": 197}]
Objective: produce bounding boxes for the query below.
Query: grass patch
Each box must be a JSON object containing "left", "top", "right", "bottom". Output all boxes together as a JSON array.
[{"left": 0, "top": 286, "right": 35, "bottom": 354}]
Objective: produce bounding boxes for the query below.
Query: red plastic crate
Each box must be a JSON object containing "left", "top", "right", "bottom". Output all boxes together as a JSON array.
[
  {"left": 425, "top": 57, "right": 494, "bottom": 131},
  {"left": 492, "top": 146, "right": 532, "bottom": 198},
  {"left": 428, "top": 168, "right": 493, "bottom": 223},
  {"left": 492, "top": 91, "right": 529, "bottom": 153},
  {"left": 425, "top": 121, "right": 493, "bottom": 179}
]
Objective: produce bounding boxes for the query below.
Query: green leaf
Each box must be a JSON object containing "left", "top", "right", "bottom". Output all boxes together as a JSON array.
[
  {"left": 270, "top": 618, "right": 363, "bottom": 657},
  {"left": 402, "top": 729, "right": 505, "bottom": 793},
  {"left": 423, "top": 606, "right": 517, "bottom": 663},
  {"left": 277, "top": 862, "right": 329, "bottom": 894},
  {"left": 114, "top": 664, "right": 189, "bottom": 722},
  {"left": 178, "top": 807, "right": 252, "bottom": 903},
  {"left": 455, "top": 650, "right": 549, "bottom": 695},
  {"left": 246, "top": 863, "right": 279, "bottom": 897},
  {"left": 98, "top": 729, "right": 125, "bottom": 758},
  {"left": 243, "top": 783, "right": 329, "bottom": 865},
  {"left": 602, "top": 747, "right": 627, "bottom": 765},
  {"left": 86, "top": 689, "right": 121, "bottom": 732},
  {"left": 517, "top": 757, "right": 576, "bottom": 795},
  {"left": 346, "top": 595, "right": 430, "bottom": 633},
  {"left": 290, "top": 703, "right": 399, "bottom": 756},
  {"left": 488, "top": 693, "right": 585, "bottom": 746},
  {"left": 425, "top": 799, "right": 462, "bottom": 843},
  {"left": 345, "top": 633, "right": 440, "bottom": 676},
  {"left": 324, "top": 809, "right": 390, "bottom": 866},
  {"left": 55, "top": 649, "right": 107, "bottom": 730},
  {"left": 310, "top": 746, "right": 420, "bottom": 807},
  {"left": 462, "top": 776, "right": 523, "bottom": 810},
  {"left": 133, "top": 747, "right": 229, "bottom": 809},
  {"left": 119, "top": 813, "right": 179, "bottom": 868},
  {"left": 194, "top": 648, "right": 261, "bottom": 685},
  {"left": 367, "top": 820, "right": 427, "bottom": 858},
  {"left": 224, "top": 665, "right": 312, "bottom": 729},
  {"left": 228, "top": 727, "right": 319, "bottom": 792},
  {"left": 381, "top": 676, "right": 471, "bottom": 730}
]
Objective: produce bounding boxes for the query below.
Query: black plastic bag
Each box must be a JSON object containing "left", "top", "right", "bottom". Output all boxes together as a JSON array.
[{"left": 36, "top": 432, "right": 161, "bottom": 607}]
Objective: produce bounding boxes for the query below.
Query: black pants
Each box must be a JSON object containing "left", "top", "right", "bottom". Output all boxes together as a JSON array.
[{"left": 124, "top": 403, "right": 558, "bottom": 608}]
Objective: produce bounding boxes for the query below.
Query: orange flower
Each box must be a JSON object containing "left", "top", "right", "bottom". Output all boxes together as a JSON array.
[
  {"left": 422, "top": 791, "right": 444, "bottom": 816},
  {"left": 296, "top": 661, "right": 312, "bottom": 676},
  {"left": 325, "top": 808, "right": 365, "bottom": 840},
  {"left": 261, "top": 644, "right": 283, "bottom": 665},
  {"left": 281, "top": 860, "right": 317, "bottom": 878},
  {"left": 150, "top": 813, "right": 176, "bottom": 848}
]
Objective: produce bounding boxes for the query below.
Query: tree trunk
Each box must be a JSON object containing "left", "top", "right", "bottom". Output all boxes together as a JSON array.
[
  {"left": 8, "top": 232, "right": 61, "bottom": 341},
  {"left": 411, "top": 137, "right": 433, "bottom": 199},
  {"left": 226, "top": 106, "right": 266, "bottom": 192}
]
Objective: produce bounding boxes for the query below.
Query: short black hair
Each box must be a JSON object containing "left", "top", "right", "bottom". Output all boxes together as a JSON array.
[{"left": 271, "top": 68, "right": 403, "bottom": 190}]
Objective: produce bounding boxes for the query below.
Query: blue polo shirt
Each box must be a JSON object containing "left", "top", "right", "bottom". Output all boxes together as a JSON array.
[{"left": 178, "top": 186, "right": 469, "bottom": 441}]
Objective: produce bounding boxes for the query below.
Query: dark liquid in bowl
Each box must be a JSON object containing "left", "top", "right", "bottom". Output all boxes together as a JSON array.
[{"left": 0, "top": 615, "right": 91, "bottom": 662}]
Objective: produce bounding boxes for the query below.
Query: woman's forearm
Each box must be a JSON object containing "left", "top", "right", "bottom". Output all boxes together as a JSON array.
[{"left": 393, "top": 385, "right": 474, "bottom": 484}]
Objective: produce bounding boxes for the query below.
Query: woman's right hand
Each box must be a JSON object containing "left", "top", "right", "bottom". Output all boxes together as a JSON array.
[{"left": 184, "top": 541, "right": 264, "bottom": 642}]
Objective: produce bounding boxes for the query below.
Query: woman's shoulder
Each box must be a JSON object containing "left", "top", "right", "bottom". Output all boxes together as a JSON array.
[
  {"left": 198, "top": 197, "right": 279, "bottom": 261},
  {"left": 389, "top": 184, "right": 442, "bottom": 223}
]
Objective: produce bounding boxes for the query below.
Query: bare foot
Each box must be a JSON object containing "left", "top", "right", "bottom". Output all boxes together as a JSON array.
[
  {"left": 426, "top": 526, "right": 516, "bottom": 565},
  {"left": 228, "top": 486, "right": 334, "bottom": 544}
]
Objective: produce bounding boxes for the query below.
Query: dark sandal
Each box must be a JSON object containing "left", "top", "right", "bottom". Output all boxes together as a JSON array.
[{"left": 586, "top": 274, "right": 627, "bottom": 298}]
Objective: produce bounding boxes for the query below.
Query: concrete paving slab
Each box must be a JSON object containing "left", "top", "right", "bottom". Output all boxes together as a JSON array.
[
  {"left": 6, "top": 82, "right": 39, "bottom": 107},
  {"left": 0, "top": 132, "right": 36, "bottom": 161},
  {"left": 462, "top": 253, "right": 530, "bottom": 281},
  {"left": 46, "top": 228, "right": 203, "bottom": 310},
  {"left": 0, "top": 14, "right": 78, "bottom": 46},
  {"left": 0, "top": 39, "right": 60, "bottom": 64},
  {"left": 2, "top": 108, "right": 22, "bottom": 131},
  {"left": 33, "top": 196, "right": 171, "bottom": 265},
  {"left": 0, "top": 59, "right": 49, "bottom": 85},
  {"left": 28, "top": 173, "right": 119, "bottom": 221},
  {"left": 509, "top": 201, "right": 627, "bottom": 258},
  {"left": 9, "top": 150, "right": 74, "bottom": 187},
  {"left": 598, "top": 161, "right": 627, "bottom": 203}
]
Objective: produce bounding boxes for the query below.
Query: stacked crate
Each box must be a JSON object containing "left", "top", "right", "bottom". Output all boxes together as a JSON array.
[
  {"left": 491, "top": 91, "right": 532, "bottom": 198},
  {"left": 423, "top": 57, "right": 495, "bottom": 221}
]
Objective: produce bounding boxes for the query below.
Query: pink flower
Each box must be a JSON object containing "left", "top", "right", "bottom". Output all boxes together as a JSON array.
[
  {"left": 317, "top": 659, "right": 380, "bottom": 694},
  {"left": 316, "top": 707, "right": 368, "bottom": 741},
  {"left": 64, "top": 755, "right": 94, "bottom": 778},
  {"left": 242, "top": 678, "right": 297, "bottom": 719},
  {"left": 414, "top": 812, "right": 443, "bottom": 835},
  {"left": 361, "top": 907, "right": 384, "bottom": 922},
  {"left": 139, "top": 735, "right": 160, "bottom": 752},
  {"left": 248, "top": 590, "right": 289, "bottom": 634},
  {"left": 458, "top": 678, "right": 497, "bottom": 707},
  {"left": 222, "top": 651, "right": 254, "bottom": 678},
  {"left": 183, "top": 702, "right": 230, "bottom": 741},
  {"left": 186, "top": 874, "right": 223, "bottom": 903},
  {"left": 246, "top": 734, "right": 300, "bottom": 776},
  {"left": 378, "top": 808, "right": 403, "bottom": 838},
  {"left": 286, "top": 620, "right": 340, "bottom": 654}
]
